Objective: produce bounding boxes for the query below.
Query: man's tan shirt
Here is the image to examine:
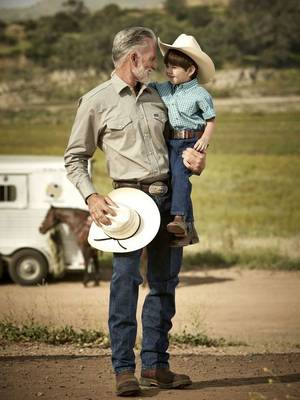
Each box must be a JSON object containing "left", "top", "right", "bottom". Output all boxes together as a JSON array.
[{"left": 64, "top": 73, "right": 169, "bottom": 200}]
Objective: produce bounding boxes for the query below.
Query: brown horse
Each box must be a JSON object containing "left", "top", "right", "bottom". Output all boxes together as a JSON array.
[{"left": 39, "top": 206, "right": 101, "bottom": 286}]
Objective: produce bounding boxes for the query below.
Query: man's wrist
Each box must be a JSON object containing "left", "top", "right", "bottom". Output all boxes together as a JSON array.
[{"left": 85, "top": 192, "right": 98, "bottom": 205}]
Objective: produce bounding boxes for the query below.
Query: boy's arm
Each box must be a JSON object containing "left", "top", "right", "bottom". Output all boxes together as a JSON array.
[
  {"left": 194, "top": 118, "right": 216, "bottom": 152},
  {"left": 148, "top": 81, "right": 158, "bottom": 90},
  {"left": 195, "top": 88, "right": 216, "bottom": 152}
]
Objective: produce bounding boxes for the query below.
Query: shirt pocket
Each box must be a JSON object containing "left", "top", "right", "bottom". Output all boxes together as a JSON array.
[
  {"left": 105, "top": 116, "right": 135, "bottom": 152},
  {"left": 106, "top": 116, "right": 132, "bottom": 131}
]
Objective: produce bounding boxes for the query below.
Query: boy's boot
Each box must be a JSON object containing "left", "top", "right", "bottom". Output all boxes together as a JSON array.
[{"left": 167, "top": 215, "right": 187, "bottom": 236}]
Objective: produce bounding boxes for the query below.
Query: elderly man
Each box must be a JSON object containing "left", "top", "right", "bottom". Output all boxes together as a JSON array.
[{"left": 65, "top": 27, "right": 205, "bottom": 397}]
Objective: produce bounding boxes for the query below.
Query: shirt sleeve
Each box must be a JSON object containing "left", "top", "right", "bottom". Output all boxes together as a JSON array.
[
  {"left": 197, "top": 90, "right": 216, "bottom": 121},
  {"left": 148, "top": 81, "right": 158, "bottom": 90},
  {"left": 64, "top": 99, "right": 100, "bottom": 201}
]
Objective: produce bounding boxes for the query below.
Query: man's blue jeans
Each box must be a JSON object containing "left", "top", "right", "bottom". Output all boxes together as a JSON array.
[
  {"left": 168, "top": 138, "right": 197, "bottom": 222},
  {"left": 108, "top": 192, "right": 183, "bottom": 374}
]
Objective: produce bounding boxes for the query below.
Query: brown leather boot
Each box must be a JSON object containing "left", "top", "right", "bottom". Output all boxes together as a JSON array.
[
  {"left": 115, "top": 371, "right": 140, "bottom": 396},
  {"left": 167, "top": 215, "right": 188, "bottom": 236},
  {"left": 140, "top": 367, "right": 192, "bottom": 389}
]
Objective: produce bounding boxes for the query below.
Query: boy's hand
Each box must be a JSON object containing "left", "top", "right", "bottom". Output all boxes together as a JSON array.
[{"left": 194, "top": 136, "right": 209, "bottom": 152}]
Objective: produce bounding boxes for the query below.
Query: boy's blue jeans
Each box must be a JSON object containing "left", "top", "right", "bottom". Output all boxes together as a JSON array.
[
  {"left": 108, "top": 192, "right": 183, "bottom": 374},
  {"left": 168, "top": 138, "right": 197, "bottom": 222}
]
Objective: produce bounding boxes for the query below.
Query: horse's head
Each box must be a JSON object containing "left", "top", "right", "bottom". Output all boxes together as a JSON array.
[{"left": 39, "top": 206, "right": 58, "bottom": 234}]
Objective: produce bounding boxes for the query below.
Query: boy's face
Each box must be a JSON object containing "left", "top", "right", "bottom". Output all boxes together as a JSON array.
[{"left": 165, "top": 63, "right": 195, "bottom": 85}]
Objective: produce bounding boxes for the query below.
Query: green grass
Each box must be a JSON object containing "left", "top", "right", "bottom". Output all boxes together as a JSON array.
[
  {"left": 0, "top": 320, "right": 110, "bottom": 347},
  {"left": 169, "top": 329, "right": 246, "bottom": 347},
  {"left": 2, "top": 107, "right": 300, "bottom": 268},
  {"left": 183, "top": 249, "right": 300, "bottom": 271},
  {"left": 0, "top": 320, "right": 238, "bottom": 348}
]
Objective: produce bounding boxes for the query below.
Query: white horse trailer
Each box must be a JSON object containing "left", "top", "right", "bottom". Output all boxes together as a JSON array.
[{"left": 0, "top": 155, "right": 90, "bottom": 285}]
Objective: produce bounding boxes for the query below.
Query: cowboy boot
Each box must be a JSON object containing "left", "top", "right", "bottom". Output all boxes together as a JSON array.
[
  {"left": 167, "top": 215, "right": 188, "bottom": 236},
  {"left": 115, "top": 371, "right": 140, "bottom": 396},
  {"left": 140, "top": 367, "right": 192, "bottom": 389}
]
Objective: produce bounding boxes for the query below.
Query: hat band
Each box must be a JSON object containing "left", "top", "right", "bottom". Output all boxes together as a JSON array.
[{"left": 94, "top": 214, "right": 141, "bottom": 250}]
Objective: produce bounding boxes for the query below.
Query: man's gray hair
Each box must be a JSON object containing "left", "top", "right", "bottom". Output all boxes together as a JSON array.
[{"left": 112, "top": 27, "right": 156, "bottom": 67}]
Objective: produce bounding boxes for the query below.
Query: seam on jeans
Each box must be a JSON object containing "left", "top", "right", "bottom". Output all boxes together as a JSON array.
[
  {"left": 141, "top": 363, "right": 169, "bottom": 370},
  {"left": 115, "top": 367, "right": 135, "bottom": 375},
  {"left": 170, "top": 211, "right": 185, "bottom": 215}
]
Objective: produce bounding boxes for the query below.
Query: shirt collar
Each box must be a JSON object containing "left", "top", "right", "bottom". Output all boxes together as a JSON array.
[
  {"left": 173, "top": 78, "right": 198, "bottom": 92},
  {"left": 111, "top": 72, "right": 129, "bottom": 94},
  {"left": 111, "top": 72, "right": 149, "bottom": 95}
]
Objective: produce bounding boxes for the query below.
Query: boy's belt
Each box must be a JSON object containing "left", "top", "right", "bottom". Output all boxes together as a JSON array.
[
  {"left": 170, "top": 129, "right": 204, "bottom": 139},
  {"left": 112, "top": 179, "right": 169, "bottom": 196}
]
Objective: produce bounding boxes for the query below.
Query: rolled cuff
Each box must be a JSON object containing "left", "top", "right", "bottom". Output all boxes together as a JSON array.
[
  {"left": 203, "top": 110, "right": 216, "bottom": 120},
  {"left": 76, "top": 176, "right": 98, "bottom": 202}
]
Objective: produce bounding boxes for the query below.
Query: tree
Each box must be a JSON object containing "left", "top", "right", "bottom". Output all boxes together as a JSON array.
[
  {"left": 187, "top": 6, "right": 213, "bottom": 28},
  {"left": 227, "top": 0, "right": 300, "bottom": 67},
  {"left": 164, "top": 0, "right": 187, "bottom": 20},
  {"left": 63, "top": 0, "right": 89, "bottom": 19}
]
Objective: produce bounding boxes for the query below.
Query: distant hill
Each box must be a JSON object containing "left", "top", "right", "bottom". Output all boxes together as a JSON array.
[
  {"left": 1, "top": 0, "right": 162, "bottom": 21},
  {"left": 0, "top": 0, "right": 228, "bottom": 21}
]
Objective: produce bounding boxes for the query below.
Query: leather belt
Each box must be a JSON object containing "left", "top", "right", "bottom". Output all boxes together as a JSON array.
[
  {"left": 113, "top": 180, "right": 169, "bottom": 196},
  {"left": 170, "top": 129, "right": 204, "bottom": 140}
]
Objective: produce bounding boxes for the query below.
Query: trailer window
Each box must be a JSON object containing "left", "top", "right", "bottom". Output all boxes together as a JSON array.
[{"left": 0, "top": 185, "right": 17, "bottom": 202}]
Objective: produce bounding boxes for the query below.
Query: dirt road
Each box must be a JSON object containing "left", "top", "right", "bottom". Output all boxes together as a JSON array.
[
  {"left": 1, "top": 351, "right": 300, "bottom": 399},
  {"left": 1, "top": 268, "right": 300, "bottom": 345},
  {"left": 1, "top": 268, "right": 300, "bottom": 399}
]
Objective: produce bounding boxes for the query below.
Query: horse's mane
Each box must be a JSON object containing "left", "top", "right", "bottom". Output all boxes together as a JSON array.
[{"left": 54, "top": 207, "right": 89, "bottom": 215}]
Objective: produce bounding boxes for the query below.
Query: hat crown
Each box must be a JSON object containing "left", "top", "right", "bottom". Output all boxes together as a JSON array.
[
  {"left": 102, "top": 205, "right": 140, "bottom": 240},
  {"left": 172, "top": 34, "right": 201, "bottom": 51}
]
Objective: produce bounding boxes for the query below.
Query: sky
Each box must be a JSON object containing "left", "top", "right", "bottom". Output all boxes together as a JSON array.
[{"left": 0, "top": 0, "right": 38, "bottom": 8}]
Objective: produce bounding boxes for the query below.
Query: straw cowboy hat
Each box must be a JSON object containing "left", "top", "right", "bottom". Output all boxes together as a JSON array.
[
  {"left": 158, "top": 33, "right": 215, "bottom": 83},
  {"left": 88, "top": 188, "right": 161, "bottom": 253}
]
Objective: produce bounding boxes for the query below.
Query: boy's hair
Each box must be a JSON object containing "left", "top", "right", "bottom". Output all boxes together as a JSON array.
[{"left": 164, "top": 49, "right": 198, "bottom": 79}]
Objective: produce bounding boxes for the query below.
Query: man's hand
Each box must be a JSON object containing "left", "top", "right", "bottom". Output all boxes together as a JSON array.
[
  {"left": 86, "top": 193, "right": 117, "bottom": 226},
  {"left": 182, "top": 147, "right": 206, "bottom": 175}
]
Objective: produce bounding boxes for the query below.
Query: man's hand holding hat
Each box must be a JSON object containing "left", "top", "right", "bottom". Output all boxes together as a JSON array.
[{"left": 87, "top": 193, "right": 117, "bottom": 226}]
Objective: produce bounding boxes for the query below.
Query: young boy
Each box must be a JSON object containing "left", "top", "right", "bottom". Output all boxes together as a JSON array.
[{"left": 150, "top": 34, "right": 216, "bottom": 237}]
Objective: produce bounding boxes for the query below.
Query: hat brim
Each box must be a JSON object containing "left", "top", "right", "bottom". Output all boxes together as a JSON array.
[
  {"left": 158, "top": 38, "right": 215, "bottom": 84},
  {"left": 88, "top": 188, "right": 161, "bottom": 253}
]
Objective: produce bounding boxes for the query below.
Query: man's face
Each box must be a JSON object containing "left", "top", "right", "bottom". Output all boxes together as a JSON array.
[{"left": 133, "top": 38, "right": 157, "bottom": 83}]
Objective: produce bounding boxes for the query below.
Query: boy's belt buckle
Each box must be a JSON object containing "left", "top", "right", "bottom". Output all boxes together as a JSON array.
[{"left": 148, "top": 181, "right": 168, "bottom": 196}]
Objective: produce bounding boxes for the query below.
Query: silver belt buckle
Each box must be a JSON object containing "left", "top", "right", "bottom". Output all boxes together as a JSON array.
[{"left": 148, "top": 181, "right": 168, "bottom": 196}]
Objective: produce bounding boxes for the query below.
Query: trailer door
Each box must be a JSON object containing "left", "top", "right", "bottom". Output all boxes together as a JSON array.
[{"left": 0, "top": 174, "right": 28, "bottom": 208}]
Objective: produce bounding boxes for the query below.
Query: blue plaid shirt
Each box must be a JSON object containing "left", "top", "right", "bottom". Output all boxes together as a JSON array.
[{"left": 149, "top": 78, "right": 215, "bottom": 131}]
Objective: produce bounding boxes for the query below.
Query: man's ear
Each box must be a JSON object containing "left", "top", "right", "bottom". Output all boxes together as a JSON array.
[
  {"left": 130, "top": 52, "right": 139, "bottom": 67},
  {"left": 187, "top": 65, "right": 196, "bottom": 78}
]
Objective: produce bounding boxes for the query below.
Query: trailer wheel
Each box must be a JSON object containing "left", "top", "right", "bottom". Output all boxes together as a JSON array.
[
  {"left": 9, "top": 249, "right": 48, "bottom": 286},
  {"left": 0, "top": 258, "right": 3, "bottom": 280}
]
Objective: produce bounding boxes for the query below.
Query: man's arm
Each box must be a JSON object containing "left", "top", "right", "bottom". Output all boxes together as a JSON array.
[
  {"left": 64, "top": 99, "right": 116, "bottom": 226},
  {"left": 182, "top": 148, "right": 206, "bottom": 176},
  {"left": 64, "top": 100, "right": 99, "bottom": 199}
]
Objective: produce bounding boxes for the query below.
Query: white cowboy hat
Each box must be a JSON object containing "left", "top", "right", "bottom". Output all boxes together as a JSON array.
[
  {"left": 158, "top": 34, "right": 215, "bottom": 83},
  {"left": 88, "top": 188, "right": 161, "bottom": 253}
]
